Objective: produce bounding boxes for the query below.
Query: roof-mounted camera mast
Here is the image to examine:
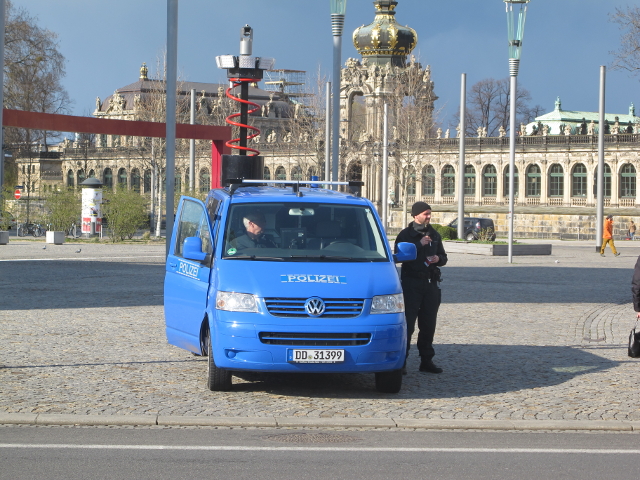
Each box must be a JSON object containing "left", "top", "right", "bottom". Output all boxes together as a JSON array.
[{"left": 216, "top": 26, "right": 276, "bottom": 186}]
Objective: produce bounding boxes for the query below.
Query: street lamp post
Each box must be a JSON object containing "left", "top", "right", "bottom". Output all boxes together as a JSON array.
[
  {"left": 330, "top": 0, "right": 347, "bottom": 187},
  {"left": 504, "top": 0, "right": 530, "bottom": 263}
]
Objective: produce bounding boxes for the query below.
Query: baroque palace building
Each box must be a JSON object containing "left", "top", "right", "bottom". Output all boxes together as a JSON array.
[{"left": 12, "top": 0, "right": 640, "bottom": 237}]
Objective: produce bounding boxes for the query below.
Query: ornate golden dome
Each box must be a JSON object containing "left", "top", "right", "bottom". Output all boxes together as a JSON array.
[{"left": 353, "top": 0, "right": 417, "bottom": 67}]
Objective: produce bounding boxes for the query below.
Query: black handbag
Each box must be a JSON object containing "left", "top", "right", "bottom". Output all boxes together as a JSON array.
[{"left": 628, "top": 321, "right": 640, "bottom": 358}]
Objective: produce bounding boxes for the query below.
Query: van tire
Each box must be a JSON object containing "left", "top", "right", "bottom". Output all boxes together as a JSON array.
[
  {"left": 374, "top": 369, "right": 402, "bottom": 393},
  {"left": 465, "top": 232, "right": 476, "bottom": 241},
  {"left": 206, "top": 330, "right": 232, "bottom": 391}
]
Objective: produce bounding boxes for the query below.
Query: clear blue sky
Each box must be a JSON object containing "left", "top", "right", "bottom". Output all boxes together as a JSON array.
[{"left": 11, "top": 0, "right": 639, "bottom": 130}]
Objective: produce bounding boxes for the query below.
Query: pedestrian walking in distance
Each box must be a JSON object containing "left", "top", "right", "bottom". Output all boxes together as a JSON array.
[
  {"left": 601, "top": 214, "right": 620, "bottom": 257},
  {"left": 628, "top": 220, "right": 636, "bottom": 240},
  {"left": 394, "top": 202, "right": 448, "bottom": 374}
]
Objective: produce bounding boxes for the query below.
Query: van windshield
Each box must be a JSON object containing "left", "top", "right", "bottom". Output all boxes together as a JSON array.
[{"left": 222, "top": 202, "right": 389, "bottom": 262}]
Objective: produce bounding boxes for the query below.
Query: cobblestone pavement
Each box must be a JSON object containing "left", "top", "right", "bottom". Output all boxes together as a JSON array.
[{"left": 1, "top": 239, "right": 639, "bottom": 423}]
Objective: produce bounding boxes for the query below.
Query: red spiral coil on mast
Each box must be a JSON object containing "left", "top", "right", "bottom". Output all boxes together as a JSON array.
[{"left": 225, "top": 78, "right": 261, "bottom": 156}]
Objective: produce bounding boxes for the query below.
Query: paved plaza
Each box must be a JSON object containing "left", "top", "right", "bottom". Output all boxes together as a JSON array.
[{"left": 1, "top": 238, "right": 639, "bottom": 429}]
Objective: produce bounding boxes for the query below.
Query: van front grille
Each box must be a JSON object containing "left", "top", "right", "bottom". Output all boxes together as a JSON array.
[
  {"left": 264, "top": 297, "right": 364, "bottom": 318},
  {"left": 259, "top": 332, "right": 371, "bottom": 346}
]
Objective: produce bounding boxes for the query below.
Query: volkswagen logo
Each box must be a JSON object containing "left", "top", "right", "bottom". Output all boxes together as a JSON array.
[{"left": 304, "top": 297, "right": 326, "bottom": 316}]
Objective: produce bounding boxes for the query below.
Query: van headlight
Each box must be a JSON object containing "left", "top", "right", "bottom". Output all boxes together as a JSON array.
[
  {"left": 370, "top": 294, "right": 404, "bottom": 314},
  {"left": 216, "top": 291, "right": 258, "bottom": 312}
]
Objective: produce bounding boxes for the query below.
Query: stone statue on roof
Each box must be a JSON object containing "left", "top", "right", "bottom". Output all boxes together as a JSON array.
[
  {"left": 580, "top": 118, "right": 587, "bottom": 135},
  {"left": 499, "top": 125, "right": 506, "bottom": 137},
  {"left": 588, "top": 120, "right": 595, "bottom": 135}
]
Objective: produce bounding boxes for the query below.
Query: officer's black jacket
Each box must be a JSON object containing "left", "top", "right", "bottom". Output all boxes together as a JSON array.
[{"left": 394, "top": 222, "right": 448, "bottom": 280}]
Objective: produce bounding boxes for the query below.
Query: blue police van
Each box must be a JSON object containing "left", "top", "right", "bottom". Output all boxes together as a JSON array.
[{"left": 164, "top": 179, "right": 416, "bottom": 393}]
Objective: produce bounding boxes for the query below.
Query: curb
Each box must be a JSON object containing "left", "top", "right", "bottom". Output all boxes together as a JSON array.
[{"left": 1, "top": 413, "right": 639, "bottom": 432}]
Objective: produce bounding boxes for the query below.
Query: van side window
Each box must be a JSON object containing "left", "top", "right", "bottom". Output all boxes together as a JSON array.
[{"left": 174, "top": 200, "right": 212, "bottom": 258}]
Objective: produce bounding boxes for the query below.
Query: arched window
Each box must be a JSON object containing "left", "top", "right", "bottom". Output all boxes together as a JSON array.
[
  {"left": 104, "top": 168, "right": 113, "bottom": 189},
  {"left": 67, "top": 169, "right": 74, "bottom": 188},
  {"left": 264, "top": 166, "right": 271, "bottom": 180},
  {"left": 199, "top": 168, "right": 210, "bottom": 192},
  {"left": 601, "top": 164, "right": 612, "bottom": 198},
  {"left": 144, "top": 169, "right": 151, "bottom": 193},
  {"left": 442, "top": 165, "right": 455, "bottom": 196},
  {"left": 88, "top": 169, "right": 95, "bottom": 179},
  {"left": 526, "top": 165, "right": 541, "bottom": 197},
  {"left": 548, "top": 164, "right": 564, "bottom": 197},
  {"left": 275, "top": 166, "right": 286, "bottom": 181},
  {"left": 504, "top": 165, "right": 519, "bottom": 197},
  {"left": 571, "top": 163, "right": 587, "bottom": 197},
  {"left": 131, "top": 168, "right": 141, "bottom": 192},
  {"left": 464, "top": 164, "right": 476, "bottom": 196},
  {"left": 77, "top": 169, "right": 86, "bottom": 185},
  {"left": 482, "top": 165, "right": 497, "bottom": 196},
  {"left": 406, "top": 166, "right": 416, "bottom": 195},
  {"left": 118, "top": 168, "right": 127, "bottom": 188},
  {"left": 291, "top": 165, "right": 303, "bottom": 181},
  {"left": 422, "top": 165, "right": 435, "bottom": 195},
  {"left": 620, "top": 163, "right": 636, "bottom": 198}
]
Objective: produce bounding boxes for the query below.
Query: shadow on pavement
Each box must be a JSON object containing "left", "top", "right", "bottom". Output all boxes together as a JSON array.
[
  {"left": 443, "top": 266, "right": 631, "bottom": 304},
  {"left": 0, "top": 260, "right": 164, "bottom": 310},
  {"left": 229, "top": 344, "right": 618, "bottom": 399}
]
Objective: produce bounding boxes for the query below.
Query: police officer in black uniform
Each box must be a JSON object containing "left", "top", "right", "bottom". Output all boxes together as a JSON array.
[{"left": 394, "top": 201, "right": 447, "bottom": 374}]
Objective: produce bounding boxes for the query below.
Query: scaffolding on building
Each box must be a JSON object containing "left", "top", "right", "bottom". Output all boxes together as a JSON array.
[{"left": 263, "top": 69, "right": 311, "bottom": 105}]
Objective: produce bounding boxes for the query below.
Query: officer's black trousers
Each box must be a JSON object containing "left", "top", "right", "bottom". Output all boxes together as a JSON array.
[{"left": 401, "top": 276, "right": 441, "bottom": 361}]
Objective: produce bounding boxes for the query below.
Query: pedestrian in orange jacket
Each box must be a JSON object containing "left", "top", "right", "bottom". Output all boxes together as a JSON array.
[{"left": 601, "top": 214, "right": 620, "bottom": 257}]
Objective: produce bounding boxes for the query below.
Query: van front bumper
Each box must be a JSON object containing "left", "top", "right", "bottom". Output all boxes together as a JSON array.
[{"left": 211, "top": 318, "right": 406, "bottom": 373}]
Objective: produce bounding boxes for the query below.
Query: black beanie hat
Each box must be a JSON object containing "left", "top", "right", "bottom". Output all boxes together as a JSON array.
[{"left": 411, "top": 201, "right": 431, "bottom": 217}]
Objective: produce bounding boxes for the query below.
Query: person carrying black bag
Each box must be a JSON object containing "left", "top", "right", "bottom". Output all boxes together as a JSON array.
[{"left": 394, "top": 202, "right": 448, "bottom": 374}]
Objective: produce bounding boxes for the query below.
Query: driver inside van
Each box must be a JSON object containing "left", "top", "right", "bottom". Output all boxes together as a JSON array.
[{"left": 231, "top": 211, "right": 276, "bottom": 250}]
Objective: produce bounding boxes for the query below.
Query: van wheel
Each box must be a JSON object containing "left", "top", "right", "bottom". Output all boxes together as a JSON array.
[
  {"left": 465, "top": 232, "right": 476, "bottom": 241},
  {"left": 206, "top": 330, "right": 232, "bottom": 391},
  {"left": 375, "top": 369, "right": 402, "bottom": 393}
]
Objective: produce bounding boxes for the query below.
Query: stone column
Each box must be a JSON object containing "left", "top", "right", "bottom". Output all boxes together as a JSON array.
[
  {"left": 563, "top": 164, "right": 572, "bottom": 206},
  {"left": 540, "top": 164, "right": 548, "bottom": 205},
  {"left": 475, "top": 163, "right": 482, "bottom": 205},
  {"left": 611, "top": 161, "right": 620, "bottom": 207}
]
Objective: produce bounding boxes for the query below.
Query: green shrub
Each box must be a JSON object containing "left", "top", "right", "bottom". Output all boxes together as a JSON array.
[
  {"left": 43, "top": 188, "right": 81, "bottom": 231},
  {"left": 431, "top": 223, "right": 457, "bottom": 240},
  {"left": 102, "top": 185, "right": 149, "bottom": 242}
]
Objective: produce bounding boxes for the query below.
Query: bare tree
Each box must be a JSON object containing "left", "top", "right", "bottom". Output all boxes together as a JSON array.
[
  {"left": 3, "top": 1, "right": 72, "bottom": 148},
  {"left": 452, "top": 77, "right": 539, "bottom": 137},
  {"left": 387, "top": 62, "right": 439, "bottom": 224},
  {"left": 610, "top": 6, "right": 640, "bottom": 76}
]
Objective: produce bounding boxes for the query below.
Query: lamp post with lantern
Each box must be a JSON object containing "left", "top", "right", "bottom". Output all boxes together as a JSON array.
[
  {"left": 330, "top": 0, "right": 347, "bottom": 186},
  {"left": 504, "top": 0, "right": 530, "bottom": 263}
]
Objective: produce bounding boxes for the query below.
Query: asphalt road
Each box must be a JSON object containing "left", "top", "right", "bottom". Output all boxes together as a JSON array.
[{"left": 2, "top": 426, "right": 640, "bottom": 480}]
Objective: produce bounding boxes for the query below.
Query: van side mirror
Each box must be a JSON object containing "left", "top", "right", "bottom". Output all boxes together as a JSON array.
[
  {"left": 183, "top": 236, "right": 207, "bottom": 262},
  {"left": 393, "top": 242, "right": 417, "bottom": 262}
]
